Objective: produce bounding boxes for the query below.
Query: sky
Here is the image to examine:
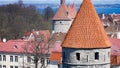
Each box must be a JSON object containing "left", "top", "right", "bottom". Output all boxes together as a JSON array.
[{"left": 0, "top": 0, "right": 120, "bottom": 5}]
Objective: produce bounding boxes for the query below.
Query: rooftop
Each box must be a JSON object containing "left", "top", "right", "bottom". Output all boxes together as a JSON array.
[{"left": 62, "top": 0, "right": 111, "bottom": 48}]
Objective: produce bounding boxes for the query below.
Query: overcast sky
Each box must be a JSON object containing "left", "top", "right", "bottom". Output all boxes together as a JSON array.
[{"left": 0, "top": 0, "right": 120, "bottom": 5}]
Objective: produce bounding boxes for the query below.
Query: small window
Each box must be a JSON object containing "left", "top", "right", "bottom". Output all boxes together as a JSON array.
[
  {"left": 10, "top": 66, "right": 13, "bottom": 68},
  {"left": 0, "top": 55, "right": 2, "bottom": 61},
  {"left": 60, "top": 22, "right": 62, "bottom": 24},
  {"left": 87, "top": 55, "right": 88, "bottom": 62},
  {"left": 3, "top": 55, "right": 6, "bottom": 61},
  {"left": 95, "top": 52, "right": 99, "bottom": 60},
  {"left": 0, "top": 65, "right": 2, "bottom": 68},
  {"left": 3, "top": 65, "right": 6, "bottom": 68},
  {"left": 104, "top": 55, "right": 105, "bottom": 61},
  {"left": 76, "top": 53, "right": 80, "bottom": 60},
  {"left": 27, "top": 56, "right": 31, "bottom": 62},
  {"left": 15, "top": 66, "right": 18, "bottom": 68},
  {"left": 10, "top": 56, "right": 13, "bottom": 62},
  {"left": 108, "top": 52, "right": 110, "bottom": 57},
  {"left": 15, "top": 56, "right": 18, "bottom": 62},
  {"left": 66, "top": 12, "right": 69, "bottom": 15}
]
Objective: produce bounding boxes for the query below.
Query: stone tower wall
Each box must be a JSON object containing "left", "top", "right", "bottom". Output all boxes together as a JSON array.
[
  {"left": 62, "top": 48, "right": 110, "bottom": 68},
  {"left": 54, "top": 20, "right": 73, "bottom": 33}
]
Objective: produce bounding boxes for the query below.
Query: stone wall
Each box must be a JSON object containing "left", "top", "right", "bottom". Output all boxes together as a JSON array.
[
  {"left": 53, "top": 20, "right": 73, "bottom": 33},
  {"left": 62, "top": 48, "right": 110, "bottom": 68}
]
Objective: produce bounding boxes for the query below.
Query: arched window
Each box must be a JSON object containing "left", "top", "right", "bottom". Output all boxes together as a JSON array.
[
  {"left": 76, "top": 53, "right": 80, "bottom": 61},
  {"left": 95, "top": 52, "right": 99, "bottom": 60}
]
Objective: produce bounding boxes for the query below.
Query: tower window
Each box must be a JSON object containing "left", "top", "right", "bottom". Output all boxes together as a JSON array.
[
  {"left": 108, "top": 52, "right": 110, "bottom": 57},
  {"left": 76, "top": 53, "right": 80, "bottom": 61},
  {"left": 87, "top": 55, "right": 88, "bottom": 62},
  {"left": 95, "top": 52, "right": 99, "bottom": 60},
  {"left": 60, "top": 22, "right": 62, "bottom": 24},
  {"left": 66, "top": 12, "right": 68, "bottom": 16}
]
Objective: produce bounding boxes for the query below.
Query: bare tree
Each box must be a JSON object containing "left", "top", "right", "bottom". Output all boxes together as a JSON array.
[{"left": 23, "top": 33, "right": 50, "bottom": 68}]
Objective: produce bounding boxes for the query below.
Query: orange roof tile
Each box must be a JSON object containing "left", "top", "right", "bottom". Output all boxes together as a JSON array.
[
  {"left": 71, "top": 3, "right": 77, "bottom": 18},
  {"left": 62, "top": 0, "right": 111, "bottom": 48},
  {"left": 53, "top": 0, "right": 72, "bottom": 20},
  {"left": 49, "top": 52, "right": 62, "bottom": 62}
]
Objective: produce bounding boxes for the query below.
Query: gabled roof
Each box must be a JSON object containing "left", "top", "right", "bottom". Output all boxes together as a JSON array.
[
  {"left": 53, "top": 0, "right": 71, "bottom": 20},
  {"left": 62, "top": 0, "right": 111, "bottom": 48},
  {"left": 71, "top": 3, "right": 77, "bottom": 18},
  {"left": 29, "top": 30, "right": 50, "bottom": 43}
]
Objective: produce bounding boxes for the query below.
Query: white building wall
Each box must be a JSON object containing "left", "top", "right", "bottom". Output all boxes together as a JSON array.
[
  {"left": 0, "top": 53, "right": 49, "bottom": 68},
  {"left": 49, "top": 61, "right": 58, "bottom": 68},
  {"left": 54, "top": 20, "right": 73, "bottom": 33},
  {"left": 49, "top": 61, "right": 62, "bottom": 68}
]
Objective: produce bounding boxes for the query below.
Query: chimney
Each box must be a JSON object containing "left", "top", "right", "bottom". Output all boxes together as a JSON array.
[{"left": 61, "top": 0, "right": 65, "bottom": 4}]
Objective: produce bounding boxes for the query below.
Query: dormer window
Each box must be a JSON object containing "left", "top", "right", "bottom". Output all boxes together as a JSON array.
[
  {"left": 95, "top": 52, "right": 99, "bottom": 60},
  {"left": 14, "top": 45, "right": 18, "bottom": 49}
]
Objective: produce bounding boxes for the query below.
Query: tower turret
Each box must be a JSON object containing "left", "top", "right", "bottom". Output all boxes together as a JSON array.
[{"left": 62, "top": 0, "right": 111, "bottom": 68}]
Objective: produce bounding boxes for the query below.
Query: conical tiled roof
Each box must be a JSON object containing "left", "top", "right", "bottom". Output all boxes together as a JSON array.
[
  {"left": 62, "top": 0, "right": 111, "bottom": 48},
  {"left": 67, "top": 4, "right": 72, "bottom": 18},
  {"left": 53, "top": 0, "right": 72, "bottom": 20},
  {"left": 71, "top": 3, "right": 77, "bottom": 18}
]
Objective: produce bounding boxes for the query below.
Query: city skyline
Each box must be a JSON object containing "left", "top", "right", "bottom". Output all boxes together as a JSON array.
[{"left": 0, "top": 0, "right": 120, "bottom": 5}]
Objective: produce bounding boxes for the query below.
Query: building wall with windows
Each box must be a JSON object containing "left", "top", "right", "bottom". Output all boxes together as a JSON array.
[
  {"left": 62, "top": 48, "right": 111, "bottom": 68},
  {"left": 0, "top": 53, "right": 37, "bottom": 68}
]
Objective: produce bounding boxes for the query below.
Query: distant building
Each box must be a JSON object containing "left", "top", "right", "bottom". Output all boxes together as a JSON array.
[
  {"left": 0, "top": 30, "right": 51, "bottom": 68},
  {"left": 62, "top": 0, "right": 111, "bottom": 68},
  {"left": 52, "top": 0, "right": 76, "bottom": 33}
]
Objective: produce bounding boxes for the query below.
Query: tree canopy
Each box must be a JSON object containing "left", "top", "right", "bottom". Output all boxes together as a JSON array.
[{"left": 0, "top": 2, "right": 54, "bottom": 39}]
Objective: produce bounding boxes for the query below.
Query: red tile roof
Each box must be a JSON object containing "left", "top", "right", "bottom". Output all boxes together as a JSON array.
[
  {"left": 0, "top": 40, "right": 27, "bottom": 54},
  {"left": 50, "top": 41, "right": 62, "bottom": 52},
  {"left": 71, "top": 3, "right": 77, "bottom": 18},
  {"left": 110, "top": 38, "right": 120, "bottom": 65},
  {"left": 31, "top": 30, "right": 50, "bottom": 43},
  {"left": 62, "top": 0, "right": 111, "bottom": 48},
  {"left": 0, "top": 39, "right": 50, "bottom": 54},
  {"left": 53, "top": 0, "right": 72, "bottom": 20},
  {"left": 49, "top": 52, "right": 62, "bottom": 62},
  {"left": 110, "top": 38, "right": 120, "bottom": 55}
]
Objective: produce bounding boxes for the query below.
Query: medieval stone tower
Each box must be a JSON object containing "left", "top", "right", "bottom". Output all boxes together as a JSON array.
[
  {"left": 52, "top": 0, "right": 76, "bottom": 33},
  {"left": 62, "top": 0, "right": 111, "bottom": 68}
]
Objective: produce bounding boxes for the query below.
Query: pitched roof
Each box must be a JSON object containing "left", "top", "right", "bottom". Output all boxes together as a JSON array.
[
  {"left": 49, "top": 52, "right": 62, "bottom": 63},
  {"left": 29, "top": 30, "right": 50, "bottom": 43},
  {"left": 53, "top": 0, "right": 71, "bottom": 20},
  {"left": 71, "top": 3, "right": 77, "bottom": 18},
  {"left": 110, "top": 38, "right": 120, "bottom": 55},
  {"left": 62, "top": 0, "right": 111, "bottom": 48},
  {"left": 0, "top": 40, "right": 27, "bottom": 54}
]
